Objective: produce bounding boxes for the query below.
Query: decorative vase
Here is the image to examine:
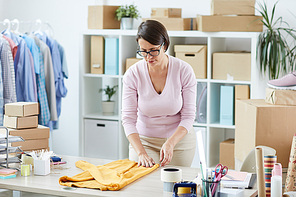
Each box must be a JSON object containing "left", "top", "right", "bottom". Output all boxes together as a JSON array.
[
  {"left": 102, "top": 101, "right": 115, "bottom": 115},
  {"left": 121, "top": 17, "right": 134, "bottom": 30}
]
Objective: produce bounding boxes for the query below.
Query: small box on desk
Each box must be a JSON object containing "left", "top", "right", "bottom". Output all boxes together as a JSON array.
[
  {"left": 5, "top": 102, "right": 39, "bottom": 117},
  {"left": 220, "top": 86, "right": 234, "bottom": 125},
  {"left": 220, "top": 139, "right": 235, "bottom": 170},
  {"left": 105, "top": 38, "right": 119, "bottom": 75},
  {"left": 265, "top": 88, "right": 296, "bottom": 106},
  {"left": 142, "top": 18, "right": 197, "bottom": 31},
  {"left": 3, "top": 125, "right": 50, "bottom": 140},
  {"left": 88, "top": 6, "right": 120, "bottom": 29},
  {"left": 212, "top": 52, "right": 251, "bottom": 81},
  {"left": 4, "top": 115, "right": 38, "bottom": 129},
  {"left": 12, "top": 139, "right": 49, "bottom": 152},
  {"left": 235, "top": 99, "right": 296, "bottom": 168},
  {"left": 197, "top": 15, "right": 263, "bottom": 32},
  {"left": 174, "top": 45, "right": 207, "bottom": 79},
  {"left": 211, "top": 0, "right": 255, "bottom": 16},
  {"left": 91, "top": 36, "right": 104, "bottom": 74},
  {"left": 151, "top": 8, "right": 182, "bottom": 18}
]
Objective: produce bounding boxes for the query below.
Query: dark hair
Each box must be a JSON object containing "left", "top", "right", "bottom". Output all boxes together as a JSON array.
[{"left": 136, "top": 20, "right": 170, "bottom": 51}]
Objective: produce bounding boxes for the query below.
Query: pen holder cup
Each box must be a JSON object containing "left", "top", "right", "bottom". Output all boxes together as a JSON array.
[
  {"left": 202, "top": 179, "right": 220, "bottom": 197},
  {"left": 34, "top": 159, "right": 50, "bottom": 176}
]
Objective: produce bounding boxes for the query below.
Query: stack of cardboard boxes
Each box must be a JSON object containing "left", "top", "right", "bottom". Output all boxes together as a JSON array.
[
  {"left": 3, "top": 102, "right": 50, "bottom": 152},
  {"left": 197, "top": 0, "right": 263, "bottom": 32},
  {"left": 235, "top": 88, "right": 296, "bottom": 169},
  {"left": 143, "top": 8, "right": 197, "bottom": 31}
]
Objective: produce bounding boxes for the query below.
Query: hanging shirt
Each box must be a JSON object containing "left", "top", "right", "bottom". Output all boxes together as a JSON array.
[
  {"left": 2, "top": 34, "right": 17, "bottom": 60},
  {"left": 2, "top": 30, "right": 37, "bottom": 102},
  {"left": 35, "top": 32, "right": 67, "bottom": 121},
  {"left": 57, "top": 42, "right": 68, "bottom": 79},
  {"left": 22, "top": 34, "right": 40, "bottom": 74},
  {"left": 29, "top": 34, "right": 57, "bottom": 122},
  {"left": 0, "top": 36, "right": 17, "bottom": 107}
]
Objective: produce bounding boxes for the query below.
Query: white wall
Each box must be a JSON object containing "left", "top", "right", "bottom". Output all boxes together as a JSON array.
[{"left": 0, "top": 0, "right": 296, "bottom": 156}]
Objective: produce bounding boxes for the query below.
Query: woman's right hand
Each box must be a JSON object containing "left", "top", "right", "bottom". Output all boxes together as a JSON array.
[{"left": 138, "top": 153, "right": 155, "bottom": 168}]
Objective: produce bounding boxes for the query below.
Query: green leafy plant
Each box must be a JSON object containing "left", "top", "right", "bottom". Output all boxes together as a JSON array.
[
  {"left": 99, "top": 85, "right": 118, "bottom": 102},
  {"left": 115, "top": 5, "right": 140, "bottom": 21},
  {"left": 256, "top": 1, "right": 296, "bottom": 79}
]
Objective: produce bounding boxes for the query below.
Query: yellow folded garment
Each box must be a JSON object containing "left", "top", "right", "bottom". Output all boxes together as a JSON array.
[{"left": 59, "top": 159, "right": 159, "bottom": 191}]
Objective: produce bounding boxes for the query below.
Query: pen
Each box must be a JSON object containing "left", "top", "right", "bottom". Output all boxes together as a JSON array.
[{"left": 200, "top": 162, "right": 208, "bottom": 197}]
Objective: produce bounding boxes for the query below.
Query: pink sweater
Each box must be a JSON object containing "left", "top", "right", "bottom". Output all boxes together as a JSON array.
[{"left": 122, "top": 55, "right": 197, "bottom": 138}]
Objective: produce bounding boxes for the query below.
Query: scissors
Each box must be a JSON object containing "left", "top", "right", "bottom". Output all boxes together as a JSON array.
[{"left": 211, "top": 163, "right": 228, "bottom": 196}]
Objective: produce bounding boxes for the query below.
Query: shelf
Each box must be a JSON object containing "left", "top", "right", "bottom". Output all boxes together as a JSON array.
[
  {"left": 83, "top": 112, "right": 120, "bottom": 121},
  {"left": 82, "top": 30, "right": 260, "bottom": 39},
  {"left": 84, "top": 73, "right": 122, "bottom": 79},
  {"left": 210, "top": 79, "right": 251, "bottom": 85},
  {"left": 193, "top": 122, "right": 207, "bottom": 127},
  {"left": 209, "top": 123, "right": 235, "bottom": 129}
]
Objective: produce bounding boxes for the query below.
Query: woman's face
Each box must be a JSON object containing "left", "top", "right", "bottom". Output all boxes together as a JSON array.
[{"left": 138, "top": 38, "right": 166, "bottom": 67}]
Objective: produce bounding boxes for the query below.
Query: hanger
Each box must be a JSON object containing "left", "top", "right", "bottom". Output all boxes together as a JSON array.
[
  {"left": 34, "top": 19, "right": 43, "bottom": 35},
  {"left": 3, "top": 19, "right": 11, "bottom": 35},
  {"left": 11, "top": 19, "right": 22, "bottom": 36},
  {"left": 44, "top": 22, "right": 54, "bottom": 38}
]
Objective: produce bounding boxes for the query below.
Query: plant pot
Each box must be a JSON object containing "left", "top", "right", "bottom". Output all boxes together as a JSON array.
[
  {"left": 102, "top": 101, "right": 115, "bottom": 115},
  {"left": 121, "top": 17, "right": 134, "bottom": 30}
]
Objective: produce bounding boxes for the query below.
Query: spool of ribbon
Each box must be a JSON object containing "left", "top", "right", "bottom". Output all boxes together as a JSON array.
[{"left": 264, "top": 155, "right": 277, "bottom": 197}]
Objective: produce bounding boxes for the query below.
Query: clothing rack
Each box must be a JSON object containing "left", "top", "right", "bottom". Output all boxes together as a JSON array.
[{"left": 0, "top": 19, "right": 54, "bottom": 38}]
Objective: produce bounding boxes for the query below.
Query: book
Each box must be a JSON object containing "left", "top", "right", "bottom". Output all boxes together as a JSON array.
[{"left": 221, "top": 171, "right": 256, "bottom": 188}]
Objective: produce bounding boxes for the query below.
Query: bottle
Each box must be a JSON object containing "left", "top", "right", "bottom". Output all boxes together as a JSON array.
[{"left": 271, "top": 163, "right": 282, "bottom": 197}]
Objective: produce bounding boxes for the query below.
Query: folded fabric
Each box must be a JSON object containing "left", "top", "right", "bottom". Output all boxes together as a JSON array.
[{"left": 59, "top": 159, "right": 159, "bottom": 191}]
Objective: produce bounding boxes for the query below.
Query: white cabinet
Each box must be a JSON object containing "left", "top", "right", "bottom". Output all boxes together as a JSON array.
[
  {"left": 84, "top": 119, "right": 119, "bottom": 160},
  {"left": 79, "top": 30, "right": 267, "bottom": 167}
]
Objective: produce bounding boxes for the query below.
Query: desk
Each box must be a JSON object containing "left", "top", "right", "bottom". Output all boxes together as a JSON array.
[{"left": 0, "top": 155, "right": 257, "bottom": 197}]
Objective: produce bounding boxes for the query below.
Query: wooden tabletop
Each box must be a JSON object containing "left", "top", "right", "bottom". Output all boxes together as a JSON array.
[{"left": 0, "top": 155, "right": 257, "bottom": 197}]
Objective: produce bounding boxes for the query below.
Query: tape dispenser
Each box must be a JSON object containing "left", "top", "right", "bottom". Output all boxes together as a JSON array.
[{"left": 172, "top": 181, "right": 197, "bottom": 197}]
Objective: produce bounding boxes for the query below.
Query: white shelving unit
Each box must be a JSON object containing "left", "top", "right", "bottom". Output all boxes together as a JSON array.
[{"left": 79, "top": 30, "right": 267, "bottom": 167}]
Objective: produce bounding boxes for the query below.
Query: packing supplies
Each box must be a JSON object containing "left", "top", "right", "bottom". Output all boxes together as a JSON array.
[
  {"left": 265, "top": 88, "right": 296, "bottom": 106},
  {"left": 88, "top": 6, "right": 120, "bottom": 29},
  {"left": 4, "top": 115, "right": 38, "bottom": 129},
  {"left": 151, "top": 8, "right": 182, "bottom": 18},
  {"left": 5, "top": 102, "right": 39, "bottom": 117},
  {"left": 211, "top": 0, "right": 255, "bottom": 16}
]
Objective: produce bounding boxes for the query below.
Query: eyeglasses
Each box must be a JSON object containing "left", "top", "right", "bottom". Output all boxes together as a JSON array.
[{"left": 137, "top": 43, "right": 164, "bottom": 57}]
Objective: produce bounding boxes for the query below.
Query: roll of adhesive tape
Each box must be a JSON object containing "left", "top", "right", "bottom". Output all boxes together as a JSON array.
[
  {"left": 161, "top": 168, "right": 182, "bottom": 192},
  {"left": 161, "top": 168, "right": 182, "bottom": 182}
]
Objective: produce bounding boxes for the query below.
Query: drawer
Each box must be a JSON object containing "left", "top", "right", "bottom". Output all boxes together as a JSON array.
[{"left": 84, "top": 119, "right": 119, "bottom": 160}]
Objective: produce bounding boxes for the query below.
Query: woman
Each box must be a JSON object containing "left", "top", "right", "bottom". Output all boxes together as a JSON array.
[{"left": 122, "top": 20, "right": 197, "bottom": 167}]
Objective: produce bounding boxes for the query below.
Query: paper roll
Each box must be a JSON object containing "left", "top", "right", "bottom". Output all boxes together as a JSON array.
[
  {"left": 255, "top": 147, "right": 266, "bottom": 197},
  {"left": 264, "top": 155, "right": 277, "bottom": 197},
  {"left": 285, "top": 135, "right": 296, "bottom": 192}
]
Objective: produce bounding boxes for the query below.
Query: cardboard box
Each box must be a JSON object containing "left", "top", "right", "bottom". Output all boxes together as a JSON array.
[
  {"left": 220, "top": 86, "right": 234, "bottom": 125},
  {"left": 211, "top": 0, "right": 255, "bottom": 16},
  {"left": 125, "top": 58, "right": 141, "bottom": 72},
  {"left": 151, "top": 8, "right": 182, "bottom": 18},
  {"left": 0, "top": 125, "right": 50, "bottom": 140},
  {"left": 213, "top": 52, "right": 251, "bottom": 81},
  {"left": 91, "top": 36, "right": 104, "bottom": 74},
  {"left": 220, "top": 139, "right": 235, "bottom": 169},
  {"left": 174, "top": 45, "right": 207, "bottom": 79},
  {"left": 197, "top": 15, "right": 263, "bottom": 32},
  {"left": 235, "top": 99, "right": 296, "bottom": 168},
  {"left": 5, "top": 102, "right": 39, "bottom": 117},
  {"left": 88, "top": 6, "right": 120, "bottom": 29},
  {"left": 12, "top": 139, "right": 49, "bottom": 151},
  {"left": 142, "top": 18, "right": 197, "bottom": 31},
  {"left": 4, "top": 115, "right": 38, "bottom": 129},
  {"left": 234, "top": 85, "right": 250, "bottom": 124},
  {"left": 265, "top": 88, "right": 296, "bottom": 106}
]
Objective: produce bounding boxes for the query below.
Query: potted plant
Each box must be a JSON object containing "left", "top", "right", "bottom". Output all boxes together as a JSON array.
[
  {"left": 115, "top": 5, "right": 140, "bottom": 30},
  {"left": 99, "top": 85, "right": 118, "bottom": 115},
  {"left": 256, "top": 1, "right": 296, "bottom": 79}
]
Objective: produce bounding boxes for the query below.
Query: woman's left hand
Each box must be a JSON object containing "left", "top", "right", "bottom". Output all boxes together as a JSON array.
[{"left": 160, "top": 140, "right": 174, "bottom": 167}]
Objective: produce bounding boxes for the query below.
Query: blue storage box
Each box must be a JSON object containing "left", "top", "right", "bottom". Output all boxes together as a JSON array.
[
  {"left": 220, "top": 85, "right": 234, "bottom": 125},
  {"left": 104, "top": 38, "right": 119, "bottom": 75}
]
